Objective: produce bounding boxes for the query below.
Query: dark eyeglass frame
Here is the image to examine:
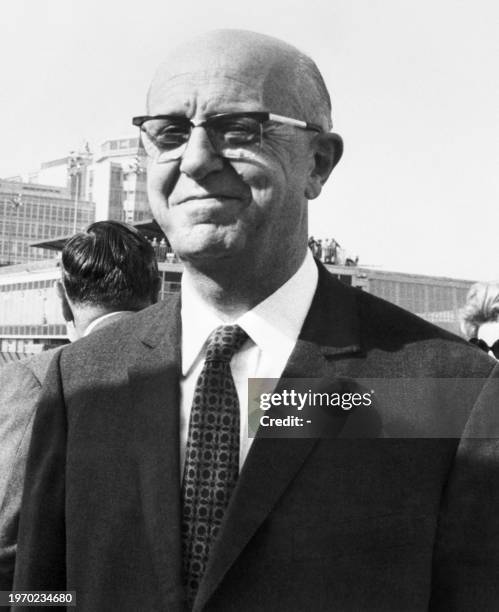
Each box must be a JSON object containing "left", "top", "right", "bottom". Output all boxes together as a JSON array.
[
  {"left": 132, "top": 111, "right": 323, "bottom": 162},
  {"left": 469, "top": 336, "right": 499, "bottom": 358},
  {"left": 132, "top": 111, "right": 323, "bottom": 133}
]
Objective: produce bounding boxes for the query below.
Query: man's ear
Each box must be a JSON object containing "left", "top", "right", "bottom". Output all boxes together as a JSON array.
[
  {"left": 305, "top": 132, "right": 343, "bottom": 200},
  {"left": 55, "top": 280, "right": 74, "bottom": 323}
]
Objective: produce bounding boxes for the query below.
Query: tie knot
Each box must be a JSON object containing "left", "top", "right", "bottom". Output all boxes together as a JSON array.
[{"left": 205, "top": 325, "right": 248, "bottom": 362}]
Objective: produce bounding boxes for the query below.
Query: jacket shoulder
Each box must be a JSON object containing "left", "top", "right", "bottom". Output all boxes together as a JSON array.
[
  {"left": 0, "top": 347, "right": 60, "bottom": 391},
  {"left": 320, "top": 267, "right": 496, "bottom": 377},
  {"left": 23, "top": 347, "right": 63, "bottom": 386},
  {"left": 59, "top": 297, "right": 178, "bottom": 365}
]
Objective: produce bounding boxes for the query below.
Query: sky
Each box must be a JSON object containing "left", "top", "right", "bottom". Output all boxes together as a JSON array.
[{"left": 1, "top": 0, "right": 498, "bottom": 280}]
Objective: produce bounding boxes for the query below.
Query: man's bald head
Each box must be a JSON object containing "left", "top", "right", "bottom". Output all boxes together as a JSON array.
[
  {"left": 147, "top": 29, "right": 333, "bottom": 131},
  {"left": 143, "top": 29, "right": 343, "bottom": 289}
]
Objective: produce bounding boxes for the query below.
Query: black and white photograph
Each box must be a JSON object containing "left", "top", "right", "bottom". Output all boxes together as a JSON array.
[{"left": 1, "top": 1, "right": 499, "bottom": 610}]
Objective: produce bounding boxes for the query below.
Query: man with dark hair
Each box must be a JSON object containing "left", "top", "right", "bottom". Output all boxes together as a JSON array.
[
  {"left": 63, "top": 220, "right": 160, "bottom": 310},
  {"left": 58, "top": 220, "right": 161, "bottom": 338},
  {"left": 14, "top": 30, "right": 499, "bottom": 611},
  {"left": 0, "top": 220, "right": 160, "bottom": 592}
]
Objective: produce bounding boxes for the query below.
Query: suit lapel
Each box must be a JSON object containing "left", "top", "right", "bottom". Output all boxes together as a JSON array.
[
  {"left": 195, "top": 263, "right": 366, "bottom": 610},
  {"left": 127, "top": 296, "right": 185, "bottom": 607}
]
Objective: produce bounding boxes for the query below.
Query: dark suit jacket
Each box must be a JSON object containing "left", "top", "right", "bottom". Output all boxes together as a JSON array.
[
  {"left": 13, "top": 265, "right": 499, "bottom": 611},
  {"left": 0, "top": 348, "right": 61, "bottom": 595},
  {"left": 0, "top": 312, "right": 134, "bottom": 595}
]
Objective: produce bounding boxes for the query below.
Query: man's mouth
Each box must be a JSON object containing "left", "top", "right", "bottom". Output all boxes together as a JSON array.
[
  {"left": 180, "top": 194, "right": 238, "bottom": 203},
  {"left": 176, "top": 194, "right": 242, "bottom": 206}
]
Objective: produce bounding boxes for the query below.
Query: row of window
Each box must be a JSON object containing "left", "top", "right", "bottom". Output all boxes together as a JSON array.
[
  {"left": 0, "top": 195, "right": 91, "bottom": 208},
  {"left": 0, "top": 228, "right": 69, "bottom": 242},
  {"left": 0, "top": 207, "right": 93, "bottom": 221},
  {"left": 0, "top": 250, "right": 52, "bottom": 265},
  {"left": 0, "top": 324, "right": 67, "bottom": 337},
  {"left": 369, "top": 279, "right": 467, "bottom": 322},
  {"left": 0, "top": 279, "right": 57, "bottom": 293},
  {"left": 105, "top": 138, "right": 140, "bottom": 151},
  {"left": 0, "top": 272, "right": 180, "bottom": 293}
]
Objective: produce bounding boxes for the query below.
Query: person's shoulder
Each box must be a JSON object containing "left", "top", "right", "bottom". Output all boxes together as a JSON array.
[
  {"left": 319, "top": 264, "right": 452, "bottom": 340},
  {"left": 61, "top": 296, "right": 179, "bottom": 362},
  {"left": 355, "top": 283, "right": 451, "bottom": 336},
  {"left": 0, "top": 361, "right": 37, "bottom": 404},
  {"left": 52, "top": 298, "right": 179, "bottom": 390},
  {"left": 360, "top": 289, "right": 494, "bottom": 375},
  {"left": 0, "top": 350, "right": 62, "bottom": 422},
  {"left": 320, "top": 267, "right": 496, "bottom": 377},
  {"left": 0, "top": 347, "right": 61, "bottom": 390},
  {"left": 22, "top": 346, "right": 64, "bottom": 385}
]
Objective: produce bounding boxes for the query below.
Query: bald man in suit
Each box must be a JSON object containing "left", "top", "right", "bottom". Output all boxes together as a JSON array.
[{"left": 14, "top": 31, "right": 499, "bottom": 611}]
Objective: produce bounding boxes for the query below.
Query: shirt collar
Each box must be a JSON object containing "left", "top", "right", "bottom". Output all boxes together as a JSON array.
[
  {"left": 83, "top": 311, "right": 131, "bottom": 337},
  {"left": 180, "top": 250, "right": 318, "bottom": 375}
]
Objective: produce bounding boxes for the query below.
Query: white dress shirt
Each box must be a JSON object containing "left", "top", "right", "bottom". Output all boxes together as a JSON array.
[{"left": 180, "top": 250, "right": 318, "bottom": 473}]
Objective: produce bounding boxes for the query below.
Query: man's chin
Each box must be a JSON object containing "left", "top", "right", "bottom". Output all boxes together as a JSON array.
[
  {"left": 170, "top": 227, "right": 248, "bottom": 262},
  {"left": 173, "top": 236, "right": 246, "bottom": 265},
  {"left": 178, "top": 245, "right": 241, "bottom": 264}
]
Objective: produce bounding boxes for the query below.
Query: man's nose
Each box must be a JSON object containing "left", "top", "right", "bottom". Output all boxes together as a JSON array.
[{"left": 179, "top": 126, "right": 224, "bottom": 180}]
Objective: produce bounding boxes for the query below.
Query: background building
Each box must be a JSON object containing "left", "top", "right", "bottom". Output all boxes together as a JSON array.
[
  {"left": 0, "top": 254, "right": 474, "bottom": 364},
  {"left": 0, "top": 179, "right": 94, "bottom": 266},
  {"left": 0, "top": 258, "right": 66, "bottom": 359},
  {"left": 93, "top": 137, "right": 149, "bottom": 223},
  {"left": 10, "top": 137, "right": 149, "bottom": 225}
]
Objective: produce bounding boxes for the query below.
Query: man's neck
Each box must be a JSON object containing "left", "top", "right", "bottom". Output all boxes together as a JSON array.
[
  {"left": 72, "top": 307, "right": 123, "bottom": 339},
  {"left": 182, "top": 248, "right": 307, "bottom": 321}
]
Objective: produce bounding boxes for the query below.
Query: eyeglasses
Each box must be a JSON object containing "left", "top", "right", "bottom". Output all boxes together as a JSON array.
[
  {"left": 132, "top": 111, "right": 323, "bottom": 163},
  {"left": 469, "top": 337, "right": 499, "bottom": 359}
]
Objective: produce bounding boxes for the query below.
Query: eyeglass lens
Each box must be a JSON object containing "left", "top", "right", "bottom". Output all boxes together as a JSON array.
[{"left": 141, "top": 115, "right": 264, "bottom": 162}]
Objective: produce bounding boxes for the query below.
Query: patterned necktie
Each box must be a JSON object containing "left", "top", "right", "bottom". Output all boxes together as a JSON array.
[{"left": 182, "top": 324, "right": 248, "bottom": 607}]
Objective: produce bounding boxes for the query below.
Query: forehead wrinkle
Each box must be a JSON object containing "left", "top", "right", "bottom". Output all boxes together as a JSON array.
[
  {"left": 148, "top": 69, "right": 267, "bottom": 115},
  {"left": 155, "top": 69, "right": 264, "bottom": 87}
]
